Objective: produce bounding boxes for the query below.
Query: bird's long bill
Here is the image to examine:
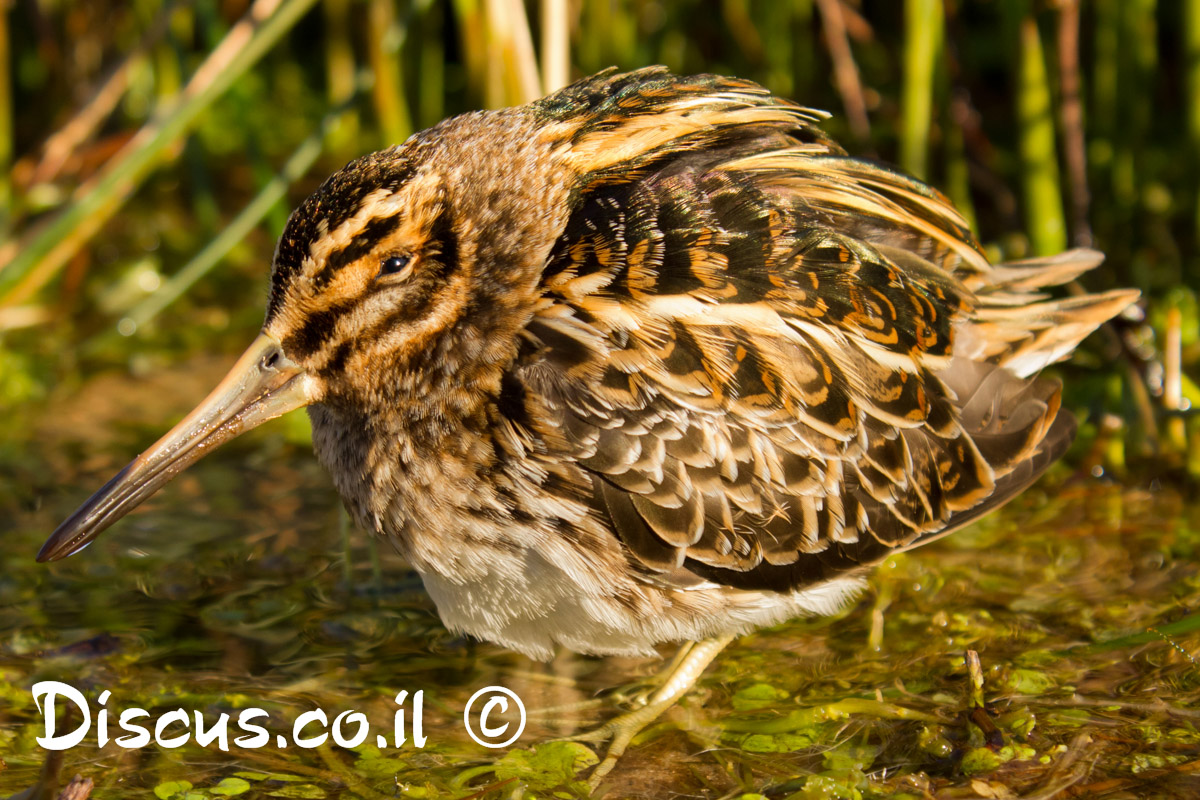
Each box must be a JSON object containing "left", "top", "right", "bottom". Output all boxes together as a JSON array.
[{"left": 37, "top": 333, "right": 320, "bottom": 562}]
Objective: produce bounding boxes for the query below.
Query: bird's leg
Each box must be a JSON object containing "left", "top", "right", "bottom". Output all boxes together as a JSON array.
[
  {"left": 575, "top": 634, "right": 734, "bottom": 788},
  {"left": 609, "top": 640, "right": 697, "bottom": 709}
]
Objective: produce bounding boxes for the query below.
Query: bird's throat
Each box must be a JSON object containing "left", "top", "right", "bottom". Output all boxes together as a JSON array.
[{"left": 306, "top": 357, "right": 506, "bottom": 543}]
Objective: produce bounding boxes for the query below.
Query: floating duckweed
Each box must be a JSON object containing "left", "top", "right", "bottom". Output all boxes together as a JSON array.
[
  {"left": 740, "top": 731, "right": 822, "bottom": 753},
  {"left": 959, "top": 748, "right": 1003, "bottom": 775},
  {"left": 996, "top": 707, "right": 1037, "bottom": 738},
  {"left": 154, "top": 781, "right": 195, "bottom": 800},
  {"left": 210, "top": 778, "right": 252, "bottom": 797},
  {"left": 1001, "top": 668, "right": 1057, "bottom": 695},
  {"left": 732, "top": 682, "right": 792, "bottom": 710},
  {"left": 918, "top": 724, "right": 954, "bottom": 758}
]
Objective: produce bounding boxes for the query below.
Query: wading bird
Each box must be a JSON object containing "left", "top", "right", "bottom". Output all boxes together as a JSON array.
[{"left": 42, "top": 68, "right": 1137, "bottom": 785}]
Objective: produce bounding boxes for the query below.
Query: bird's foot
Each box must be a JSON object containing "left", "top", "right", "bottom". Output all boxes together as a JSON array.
[
  {"left": 564, "top": 691, "right": 695, "bottom": 789},
  {"left": 563, "top": 634, "right": 734, "bottom": 790}
]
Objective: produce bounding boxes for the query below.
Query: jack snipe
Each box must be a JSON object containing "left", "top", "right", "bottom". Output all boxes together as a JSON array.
[{"left": 42, "top": 68, "right": 1137, "bottom": 784}]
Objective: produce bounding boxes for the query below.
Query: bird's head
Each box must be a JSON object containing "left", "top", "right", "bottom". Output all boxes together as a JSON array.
[{"left": 38, "top": 107, "right": 573, "bottom": 562}]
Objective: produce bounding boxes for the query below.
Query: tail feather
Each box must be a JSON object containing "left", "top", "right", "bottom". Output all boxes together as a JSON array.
[
  {"left": 955, "top": 248, "right": 1139, "bottom": 378},
  {"left": 904, "top": 248, "right": 1133, "bottom": 551},
  {"left": 975, "top": 247, "right": 1106, "bottom": 295},
  {"left": 897, "top": 361, "right": 1075, "bottom": 556}
]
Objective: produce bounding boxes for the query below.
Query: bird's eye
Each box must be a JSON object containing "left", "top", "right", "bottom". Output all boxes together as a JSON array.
[{"left": 377, "top": 254, "right": 413, "bottom": 279}]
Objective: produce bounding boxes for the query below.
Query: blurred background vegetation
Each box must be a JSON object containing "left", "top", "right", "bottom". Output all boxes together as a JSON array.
[{"left": 0, "top": 0, "right": 1197, "bottom": 480}]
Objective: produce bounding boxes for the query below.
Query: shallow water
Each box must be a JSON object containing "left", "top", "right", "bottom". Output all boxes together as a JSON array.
[{"left": 2, "top": 355, "right": 1198, "bottom": 799}]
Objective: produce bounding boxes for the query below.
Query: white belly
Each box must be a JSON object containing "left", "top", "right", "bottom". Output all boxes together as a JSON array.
[{"left": 412, "top": 539, "right": 868, "bottom": 661}]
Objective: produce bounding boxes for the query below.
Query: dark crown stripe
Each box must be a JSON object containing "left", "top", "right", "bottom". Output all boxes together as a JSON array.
[{"left": 313, "top": 214, "right": 406, "bottom": 289}]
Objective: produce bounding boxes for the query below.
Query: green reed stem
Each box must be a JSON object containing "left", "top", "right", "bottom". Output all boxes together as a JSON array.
[
  {"left": 415, "top": 0, "right": 445, "bottom": 129},
  {"left": 247, "top": 129, "right": 290, "bottom": 236},
  {"left": 324, "top": 0, "right": 360, "bottom": 155},
  {"left": 901, "top": 0, "right": 942, "bottom": 180},
  {"left": 367, "top": 0, "right": 412, "bottom": 146},
  {"left": 794, "top": 0, "right": 815, "bottom": 100},
  {"left": 0, "top": 2, "right": 11, "bottom": 235},
  {"left": 1017, "top": 15, "right": 1066, "bottom": 255},
  {"left": 450, "top": 0, "right": 486, "bottom": 104},
  {"left": 1090, "top": 0, "right": 1118, "bottom": 154},
  {"left": 944, "top": 94, "right": 977, "bottom": 233},
  {"left": 1187, "top": 0, "right": 1200, "bottom": 243},
  {"left": 759, "top": 0, "right": 795, "bottom": 96},
  {"left": 1115, "top": 0, "right": 1157, "bottom": 208}
]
